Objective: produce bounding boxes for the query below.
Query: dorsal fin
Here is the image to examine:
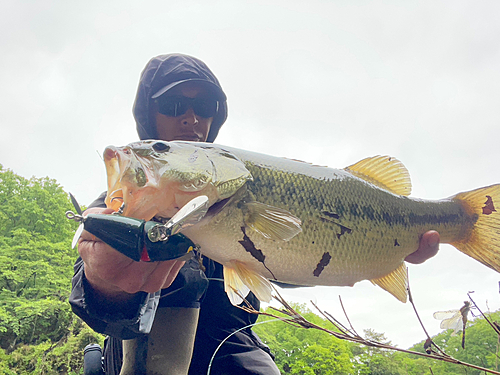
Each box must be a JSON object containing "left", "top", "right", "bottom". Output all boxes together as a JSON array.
[
  {"left": 345, "top": 156, "right": 412, "bottom": 196},
  {"left": 370, "top": 263, "right": 408, "bottom": 302}
]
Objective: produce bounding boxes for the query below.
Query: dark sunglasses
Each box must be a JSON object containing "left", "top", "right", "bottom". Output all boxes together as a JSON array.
[{"left": 155, "top": 95, "right": 219, "bottom": 118}]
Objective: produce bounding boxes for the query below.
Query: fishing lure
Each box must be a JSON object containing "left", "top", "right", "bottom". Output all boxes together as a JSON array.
[{"left": 66, "top": 193, "right": 208, "bottom": 262}]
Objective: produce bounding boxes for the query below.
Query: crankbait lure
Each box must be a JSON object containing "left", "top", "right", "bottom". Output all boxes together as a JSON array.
[{"left": 66, "top": 193, "right": 208, "bottom": 262}]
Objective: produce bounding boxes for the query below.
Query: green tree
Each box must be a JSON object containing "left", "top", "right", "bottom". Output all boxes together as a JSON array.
[
  {"left": 350, "top": 329, "right": 409, "bottom": 375},
  {"left": 0, "top": 164, "right": 75, "bottom": 242},
  {"left": 0, "top": 224, "right": 77, "bottom": 349},
  {"left": 5, "top": 320, "right": 104, "bottom": 375},
  {"left": 256, "top": 302, "right": 500, "bottom": 375},
  {"left": 254, "top": 304, "right": 355, "bottom": 374},
  {"left": 409, "top": 310, "right": 500, "bottom": 374},
  {"left": 0, "top": 165, "right": 106, "bottom": 374}
]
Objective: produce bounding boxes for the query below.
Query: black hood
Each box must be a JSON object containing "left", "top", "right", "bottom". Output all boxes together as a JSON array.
[{"left": 133, "top": 54, "right": 228, "bottom": 143}]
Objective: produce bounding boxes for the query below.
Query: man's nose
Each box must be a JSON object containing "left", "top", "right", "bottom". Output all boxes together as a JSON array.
[{"left": 181, "top": 108, "right": 199, "bottom": 127}]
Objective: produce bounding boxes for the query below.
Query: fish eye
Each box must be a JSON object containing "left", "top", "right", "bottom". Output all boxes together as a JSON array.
[{"left": 152, "top": 142, "right": 170, "bottom": 153}]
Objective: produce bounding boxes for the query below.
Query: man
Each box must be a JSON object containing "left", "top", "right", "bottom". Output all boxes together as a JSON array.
[{"left": 70, "top": 53, "right": 440, "bottom": 374}]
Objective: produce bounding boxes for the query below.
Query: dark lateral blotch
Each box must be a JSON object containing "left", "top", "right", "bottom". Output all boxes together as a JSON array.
[
  {"left": 336, "top": 225, "right": 352, "bottom": 239},
  {"left": 238, "top": 227, "right": 277, "bottom": 280},
  {"left": 313, "top": 252, "right": 332, "bottom": 277},
  {"left": 238, "top": 227, "right": 266, "bottom": 263},
  {"left": 321, "top": 211, "right": 340, "bottom": 219}
]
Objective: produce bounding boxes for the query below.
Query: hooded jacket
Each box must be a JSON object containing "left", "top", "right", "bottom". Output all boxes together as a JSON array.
[{"left": 133, "top": 53, "right": 228, "bottom": 143}]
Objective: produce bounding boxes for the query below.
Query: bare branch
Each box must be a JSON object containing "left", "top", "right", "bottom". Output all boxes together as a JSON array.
[
  {"left": 241, "top": 289, "right": 500, "bottom": 375},
  {"left": 338, "top": 295, "right": 362, "bottom": 338},
  {"left": 407, "top": 276, "right": 448, "bottom": 357},
  {"left": 312, "top": 302, "right": 351, "bottom": 336},
  {"left": 468, "top": 292, "right": 500, "bottom": 336}
]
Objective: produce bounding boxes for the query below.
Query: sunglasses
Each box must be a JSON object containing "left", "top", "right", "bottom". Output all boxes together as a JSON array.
[{"left": 155, "top": 95, "right": 219, "bottom": 118}]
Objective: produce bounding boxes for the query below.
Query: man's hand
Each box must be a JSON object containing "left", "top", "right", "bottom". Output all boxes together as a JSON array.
[
  {"left": 405, "top": 230, "right": 440, "bottom": 264},
  {"left": 78, "top": 207, "right": 186, "bottom": 302}
]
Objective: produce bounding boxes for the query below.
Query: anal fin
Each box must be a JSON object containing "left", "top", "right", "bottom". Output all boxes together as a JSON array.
[
  {"left": 223, "top": 261, "right": 272, "bottom": 305},
  {"left": 370, "top": 263, "right": 408, "bottom": 302}
]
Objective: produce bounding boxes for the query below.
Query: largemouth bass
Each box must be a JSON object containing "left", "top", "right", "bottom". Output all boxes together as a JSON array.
[{"left": 103, "top": 140, "right": 500, "bottom": 305}]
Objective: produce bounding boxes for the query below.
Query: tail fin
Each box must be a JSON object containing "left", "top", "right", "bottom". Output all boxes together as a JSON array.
[{"left": 452, "top": 184, "right": 500, "bottom": 272}]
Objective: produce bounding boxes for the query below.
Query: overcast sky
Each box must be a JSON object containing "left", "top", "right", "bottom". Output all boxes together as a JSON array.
[{"left": 2, "top": 0, "right": 500, "bottom": 350}]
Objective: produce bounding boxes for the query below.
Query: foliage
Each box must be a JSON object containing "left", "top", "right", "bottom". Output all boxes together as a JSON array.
[
  {"left": 0, "top": 164, "right": 76, "bottom": 242},
  {"left": 4, "top": 321, "right": 105, "bottom": 375},
  {"left": 0, "top": 165, "right": 105, "bottom": 374},
  {"left": 0, "top": 165, "right": 79, "bottom": 350},
  {"left": 408, "top": 310, "right": 500, "bottom": 374},
  {"left": 0, "top": 232, "right": 78, "bottom": 349},
  {"left": 254, "top": 304, "right": 355, "bottom": 374},
  {"left": 350, "top": 329, "right": 406, "bottom": 375}
]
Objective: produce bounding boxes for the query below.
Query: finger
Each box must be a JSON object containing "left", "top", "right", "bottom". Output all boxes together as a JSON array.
[
  {"left": 121, "top": 260, "right": 185, "bottom": 294},
  {"left": 405, "top": 230, "right": 440, "bottom": 264},
  {"left": 79, "top": 229, "right": 103, "bottom": 242},
  {"left": 83, "top": 207, "right": 116, "bottom": 216},
  {"left": 161, "top": 260, "right": 186, "bottom": 289}
]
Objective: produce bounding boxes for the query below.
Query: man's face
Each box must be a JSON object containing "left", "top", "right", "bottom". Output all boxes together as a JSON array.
[{"left": 152, "top": 82, "right": 215, "bottom": 142}]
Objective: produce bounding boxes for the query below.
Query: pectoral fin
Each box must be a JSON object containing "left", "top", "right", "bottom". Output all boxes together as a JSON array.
[
  {"left": 243, "top": 201, "right": 302, "bottom": 241},
  {"left": 223, "top": 261, "right": 272, "bottom": 305},
  {"left": 370, "top": 263, "right": 408, "bottom": 302}
]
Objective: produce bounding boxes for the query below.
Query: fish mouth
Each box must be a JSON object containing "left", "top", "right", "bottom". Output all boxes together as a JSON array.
[
  {"left": 107, "top": 189, "right": 125, "bottom": 212},
  {"left": 103, "top": 146, "right": 129, "bottom": 212},
  {"left": 103, "top": 143, "right": 210, "bottom": 219}
]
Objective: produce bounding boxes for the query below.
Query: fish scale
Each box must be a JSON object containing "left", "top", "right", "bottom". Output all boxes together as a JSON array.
[{"left": 103, "top": 140, "right": 500, "bottom": 305}]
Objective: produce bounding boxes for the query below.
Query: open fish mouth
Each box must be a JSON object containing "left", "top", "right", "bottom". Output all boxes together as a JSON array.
[
  {"left": 104, "top": 146, "right": 129, "bottom": 212},
  {"left": 107, "top": 189, "right": 125, "bottom": 212}
]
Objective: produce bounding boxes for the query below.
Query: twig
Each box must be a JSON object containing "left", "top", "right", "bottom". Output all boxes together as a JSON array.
[
  {"left": 407, "top": 268, "right": 448, "bottom": 357},
  {"left": 468, "top": 293, "right": 500, "bottom": 336},
  {"left": 321, "top": 308, "right": 352, "bottom": 336},
  {"left": 338, "top": 295, "right": 362, "bottom": 338},
  {"left": 241, "top": 290, "right": 500, "bottom": 375}
]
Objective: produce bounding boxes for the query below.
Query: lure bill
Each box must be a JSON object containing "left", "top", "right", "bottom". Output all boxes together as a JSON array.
[{"left": 101, "top": 140, "right": 500, "bottom": 305}]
